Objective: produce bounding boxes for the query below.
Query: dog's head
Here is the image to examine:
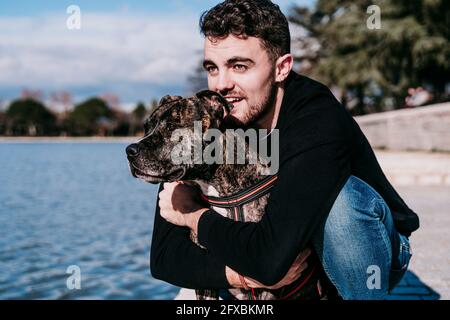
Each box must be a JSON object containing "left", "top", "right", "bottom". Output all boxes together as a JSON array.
[{"left": 126, "top": 90, "right": 231, "bottom": 184}]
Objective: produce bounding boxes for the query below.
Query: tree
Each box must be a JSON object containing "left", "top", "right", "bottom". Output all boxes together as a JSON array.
[
  {"left": 0, "top": 111, "right": 5, "bottom": 135},
  {"left": 111, "top": 109, "right": 130, "bottom": 137},
  {"left": 5, "top": 98, "right": 57, "bottom": 136},
  {"left": 21, "top": 89, "right": 44, "bottom": 102},
  {"left": 127, "top": 102, "right": 148, "bottom": 136},
  {"left": 133, "top": 102, "right": 147, "bottom": 121},
  {"left": 289, "top": 0, "right": 450, "bottom": 115},
  {"left": 49, "top": 91, "right": 72, "bottom": 113},
  {"left": 68, "top": 97, "right": 113, "bottom": 136}
]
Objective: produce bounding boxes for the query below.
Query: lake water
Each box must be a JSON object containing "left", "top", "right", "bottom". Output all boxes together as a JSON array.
[{"left": 0, "top": 142, "right": 180, "bottom": 299}]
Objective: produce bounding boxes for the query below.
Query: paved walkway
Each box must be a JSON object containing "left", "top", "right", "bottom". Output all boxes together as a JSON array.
[
  {"left": 376, "top": 151, "right": 450, "bottom": 300},
  {"left": 384, "top": 185, "right": 450, "bottom": 300}
]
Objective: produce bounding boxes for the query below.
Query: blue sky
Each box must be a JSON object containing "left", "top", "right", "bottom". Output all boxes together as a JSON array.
[
  {"left": 0, "top": 0, "right": 313, "bottom": 16},
  {"left": 0, "top": 0, "right": 315, "bottom": 110},
  {"left": 0, "top": 0, "right": 230, "bottom": 16}
]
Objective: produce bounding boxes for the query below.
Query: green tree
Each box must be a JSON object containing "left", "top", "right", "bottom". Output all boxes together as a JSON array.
[
  {"left": 133, "top": 102, "right": 147, "bottom": 121},
  {"left": 128, "top": 102, "right": 148, "bottom": 136},
  {"left": 111, "top": 109, "right": 130, "bottom": 137},
  {"left": 0, "top": 111, "right": 5, "bottom": 135},
  {"left": 68, "top": 97, "right": 113, "bottom": 136},
  {"left": 5, "top": 98, "right": 57, "bottom": 136},
  {"left": 289, "top": 0, "right": 450, "bottom": 114}
]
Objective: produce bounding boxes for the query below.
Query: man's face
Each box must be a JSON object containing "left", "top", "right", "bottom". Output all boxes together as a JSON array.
[{"left": 203, "top": 35, "right": 277, "bottom": 127}]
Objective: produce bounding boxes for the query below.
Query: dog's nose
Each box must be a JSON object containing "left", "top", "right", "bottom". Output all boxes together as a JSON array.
[{"left": 126, "top": 143, "right": 140, "bottom": 158}]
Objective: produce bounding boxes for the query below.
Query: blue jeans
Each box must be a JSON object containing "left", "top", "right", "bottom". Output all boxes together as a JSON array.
[{"left": 312, "top": 175, "right": 412, "bottom": 300}]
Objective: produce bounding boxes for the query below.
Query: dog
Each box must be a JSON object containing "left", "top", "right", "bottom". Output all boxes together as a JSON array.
[{"left": 126, "top": 90, "right": 336, "bottom": 300}]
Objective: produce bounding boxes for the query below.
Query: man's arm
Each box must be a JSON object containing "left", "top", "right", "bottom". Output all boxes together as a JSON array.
[
  {"left": 154, "top": 182, "right": 311, "bottom": 290},
  {"left": 150, "top": 184, "right": 231, "bottom": 289},
  {"left": 197, "top": 103, "right": 353, "bottom": 286}
]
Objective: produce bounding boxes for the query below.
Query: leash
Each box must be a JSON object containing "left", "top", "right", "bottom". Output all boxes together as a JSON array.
[
  {"left": 200, "top": 175, "right": 278, "bottom": 300},
  {"left": 200, "top": 175, "right": 278, "bottom": 222},
  {"left": 200, "top": 174, "right": 320, "bottom": 300}
]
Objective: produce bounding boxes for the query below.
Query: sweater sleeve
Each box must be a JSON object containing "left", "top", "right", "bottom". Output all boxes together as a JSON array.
[
  {"left": 197, "top": 101, "right": 353, "bottom": 286},
  {"left": 150, "top": 184, "right": 231, "bottom": 289}
]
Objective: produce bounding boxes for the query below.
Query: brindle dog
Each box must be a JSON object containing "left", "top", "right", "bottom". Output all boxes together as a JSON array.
[{"left": 126, "top": 90, "right": 336, "bottom": 300}]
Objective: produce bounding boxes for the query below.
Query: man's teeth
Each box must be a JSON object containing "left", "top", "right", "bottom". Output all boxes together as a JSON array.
[{"left": 226, "top": 98, "right": 243, "bottom": 103}]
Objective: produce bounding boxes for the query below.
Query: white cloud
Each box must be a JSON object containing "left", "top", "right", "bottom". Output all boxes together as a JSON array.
[
  {"left": 0, "top": 2, "right": 315, "bottom": 102},
  {"left": 0, "top": 12, "right": 204, "bottom": 91}
]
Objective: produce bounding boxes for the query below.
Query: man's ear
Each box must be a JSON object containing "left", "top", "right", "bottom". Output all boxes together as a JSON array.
[
  {"left": 159, "top": 95, "right": 183, "bottom": 106},
  {"left": 196, "top": 90, "right": 231, "bottom": 119},
  {"left": 275, "top": 54, "right": 293, "bottom": 83}
]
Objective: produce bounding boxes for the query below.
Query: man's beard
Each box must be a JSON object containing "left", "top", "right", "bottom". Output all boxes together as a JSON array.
[{"left": 223, "top": 82, "right": 278, "bottom": 130}]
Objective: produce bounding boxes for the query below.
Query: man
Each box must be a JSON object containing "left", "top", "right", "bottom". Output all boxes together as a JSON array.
[{"left": 152, "top": 0, "right": 419, "bottom": 299}]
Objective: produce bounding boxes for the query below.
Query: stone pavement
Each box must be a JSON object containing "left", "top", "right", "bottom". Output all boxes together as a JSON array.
[
  {"left": 386, "top": 185, "right": 450, "bottom": 300},
  {"left": 376, "top": 151, "right": 450, "bottom": 300}
]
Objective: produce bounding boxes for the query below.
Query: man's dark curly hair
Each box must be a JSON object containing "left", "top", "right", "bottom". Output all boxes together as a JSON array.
[{"left": 199, "top": 0, "right": 290, "bottom": 61}]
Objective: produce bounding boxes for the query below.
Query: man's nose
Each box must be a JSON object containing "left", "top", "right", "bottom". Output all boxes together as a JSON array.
[
  {"left": 126, "top": 143, "right": 140, "bottom": 158},
  {"left": 215, "top": 71, "right": 234, "bottom": 93}
]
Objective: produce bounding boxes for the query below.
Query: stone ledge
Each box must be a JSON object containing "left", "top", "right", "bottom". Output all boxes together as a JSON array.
[
  {"left": 356, "top": 102, "right": 450, "bottom": 152},
  {"left": 375, "top": 150, "right": 450, "bottom": 186}
]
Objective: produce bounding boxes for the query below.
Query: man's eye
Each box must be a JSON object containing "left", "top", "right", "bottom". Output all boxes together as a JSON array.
[
  {"left": 233, "top": 64, "right": 248, "bottom": 72},
  {"left": 205, "top": 66, "right": 218, "bottom": 74}
]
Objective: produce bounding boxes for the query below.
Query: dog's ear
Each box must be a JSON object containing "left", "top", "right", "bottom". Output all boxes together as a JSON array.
[
  {"left": 159, "top": 95, "right": 183, "bottom": 106},
  {"left": 196, "top": 90, "right": 231, "bottom": 120}
]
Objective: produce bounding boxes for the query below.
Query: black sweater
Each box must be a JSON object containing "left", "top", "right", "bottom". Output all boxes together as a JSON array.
[{"left": 150, "top": 72, "right": 420, "bottom": 289}]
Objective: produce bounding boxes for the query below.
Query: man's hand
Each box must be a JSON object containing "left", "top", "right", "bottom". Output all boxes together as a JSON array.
[
  {"left": 158, "top": 182, "right": 209, "bottom": 233},
  {"left": 225, "top": 248, "right": 311, "bottom": 290}
]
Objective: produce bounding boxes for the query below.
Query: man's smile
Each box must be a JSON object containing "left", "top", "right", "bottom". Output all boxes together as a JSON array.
[{"left": 224, "top": 96, "right": 245, "bottom": 110}]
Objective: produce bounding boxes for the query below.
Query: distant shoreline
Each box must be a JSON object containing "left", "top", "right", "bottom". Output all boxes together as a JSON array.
[{"left": 0, "top": 136, "right": 138, "bottom": 143}]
